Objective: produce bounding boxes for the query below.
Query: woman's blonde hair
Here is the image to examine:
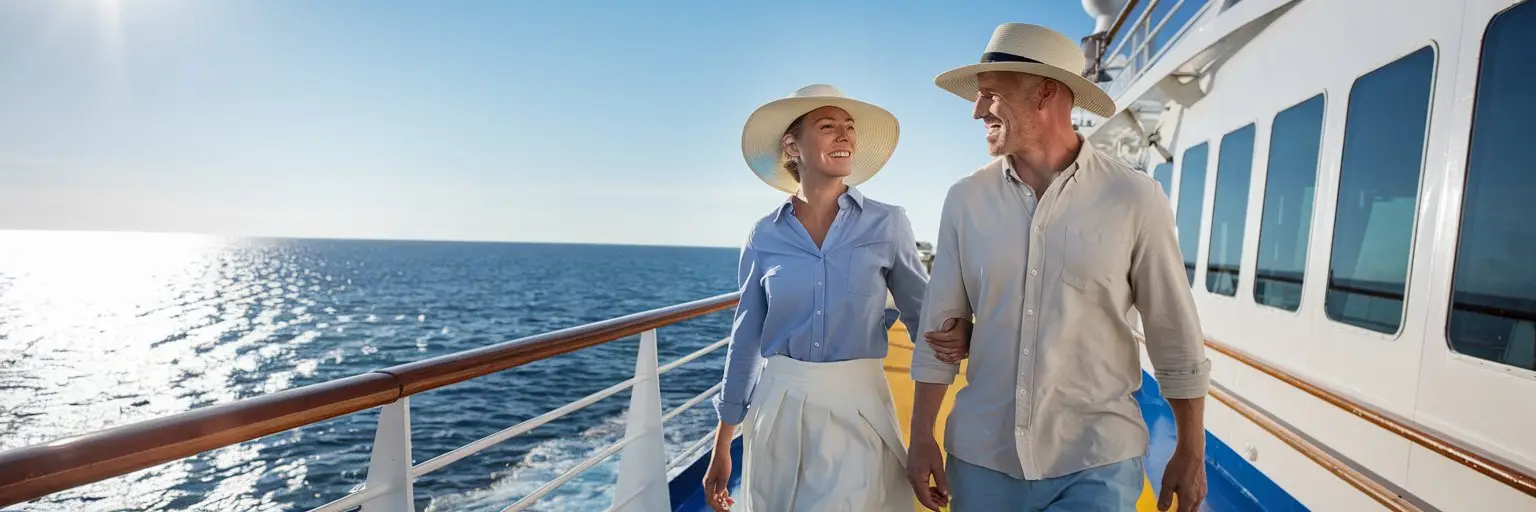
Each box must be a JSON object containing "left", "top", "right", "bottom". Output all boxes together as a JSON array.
[{"left": 780, "top": 113, "right": 808, "bottom": 183}]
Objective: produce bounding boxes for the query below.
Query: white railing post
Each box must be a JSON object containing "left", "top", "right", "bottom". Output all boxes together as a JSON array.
[
  {"left": 361, "top": 397, "right": 414, "bottom": 512},
  {"left": 612, "top": 330, "right": 670, "bottom": 511}
]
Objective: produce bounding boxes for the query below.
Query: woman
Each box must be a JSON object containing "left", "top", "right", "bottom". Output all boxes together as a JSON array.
[{"left": 702, "top": 84, "right": 929, "bottom": 511}]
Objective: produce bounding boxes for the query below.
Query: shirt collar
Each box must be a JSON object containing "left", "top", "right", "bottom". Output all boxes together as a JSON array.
[
  {"left": 1002, "top": 157, "right": 1025, "bottom": 184},
  {"left": 772, "top": 185, "right": 866, "bottom": 223},
  {"left": 1002, "top": 134, "right": 1094, "bottom": 185},
  {"left": 841, "top": 185, "right": 867, "bottom": 209}
]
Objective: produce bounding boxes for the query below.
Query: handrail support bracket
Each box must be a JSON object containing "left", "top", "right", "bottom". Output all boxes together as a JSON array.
[
  {"left": 362, "top": 398, "right": 415, "bottom": 512},
  {"left": 612, "top": 329, "right": 671, "bottom": 511}
]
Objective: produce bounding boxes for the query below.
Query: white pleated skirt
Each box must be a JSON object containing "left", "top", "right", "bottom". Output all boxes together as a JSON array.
[{"left": 736, "top": 355, "right": 912, "bottom": 512}]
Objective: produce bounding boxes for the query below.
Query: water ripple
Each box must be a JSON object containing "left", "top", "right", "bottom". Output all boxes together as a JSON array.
[{"left": 0, "top": 232, "right": 736, "bottom": 511}]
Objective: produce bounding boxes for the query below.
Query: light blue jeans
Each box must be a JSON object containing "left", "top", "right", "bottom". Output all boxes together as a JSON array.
[{"left": 947, "top": 454, "right": 1144, "bottom": 511}]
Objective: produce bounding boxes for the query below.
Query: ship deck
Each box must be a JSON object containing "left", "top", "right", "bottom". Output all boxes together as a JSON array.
[
  {"left": 881, "top": 323, "right": 1163, "bottom": 512},
  {"left": 668, "top": 323, "right": 1248, "bottom": 511}
]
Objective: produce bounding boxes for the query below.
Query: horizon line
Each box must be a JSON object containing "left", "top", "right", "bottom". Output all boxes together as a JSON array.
[{"left": 0, "top": 228, "right": 742, "bottom": 251}]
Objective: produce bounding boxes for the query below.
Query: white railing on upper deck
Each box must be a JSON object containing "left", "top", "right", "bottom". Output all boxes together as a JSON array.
[
  {"left": 307, "top": 331, "right": 732, "bottom": 512},
  {"left": 1092, "top": 0, "right": 1220, "bottom": 101}
]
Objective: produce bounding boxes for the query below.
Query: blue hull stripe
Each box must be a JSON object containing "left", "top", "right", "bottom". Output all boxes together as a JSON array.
[{"left": 1136, "top": 370, "right": 1307, "bottom": 511}]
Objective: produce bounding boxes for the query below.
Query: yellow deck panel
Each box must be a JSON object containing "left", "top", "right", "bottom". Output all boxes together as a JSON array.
[{"left": 882, "top": 324, "right": 1159, "bottom": 511}]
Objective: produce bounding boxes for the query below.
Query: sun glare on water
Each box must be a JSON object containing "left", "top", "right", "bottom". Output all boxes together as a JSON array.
[
  {"left": 0, "top": 230, "right": 315, "bottom": 510},
  {"left": 0, "top": 230, "right": 231, "bottom": 430}
]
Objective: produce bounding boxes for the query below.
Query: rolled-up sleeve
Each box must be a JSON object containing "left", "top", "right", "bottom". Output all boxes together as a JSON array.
[
  {"left": 912, "top": 186, "right": 971, "bottom": 385},
  {"left": 1130, "top": 181, "right": 1211, "bottom": 399},
  {"left": 712, "top": 230, "right": 769, "bottom": 425},
  {"left": 886, "top": 206, "right": 929, "bottom": 340}
]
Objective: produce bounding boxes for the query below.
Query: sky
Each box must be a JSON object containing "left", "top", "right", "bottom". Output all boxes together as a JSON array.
[{"left": 0, "top": 0, "right": 1097, "bottom": 248}]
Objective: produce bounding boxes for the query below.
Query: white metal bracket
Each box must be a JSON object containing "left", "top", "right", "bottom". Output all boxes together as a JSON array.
[
  {"left": 361, "top": 398, "right": 414, "bottom": 512},
  {"left": 611, "top": 330, "right": 670, "bottom": 511}
]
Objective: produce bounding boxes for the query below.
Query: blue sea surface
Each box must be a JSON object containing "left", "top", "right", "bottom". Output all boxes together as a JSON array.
[{"left": 0, "top": 231, "right": 739, "bottom": 511}]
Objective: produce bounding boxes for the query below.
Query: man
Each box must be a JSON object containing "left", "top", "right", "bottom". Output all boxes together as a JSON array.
[{"left": 906, "top": 23, "right": 1211, "bottom": 511}]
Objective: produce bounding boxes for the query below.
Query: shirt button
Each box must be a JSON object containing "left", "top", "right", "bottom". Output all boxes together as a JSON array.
[
  {"left": 1015, "top": 427, "right": 1026, "bottom": 436},
  {"left": 815, "top": 310, "right": 821, "bottom": 315},
  {"left": 1033, "top": 226, "right": 1041, "bottom": 233},
  {"left": 1023, "top": 348, "right": 1031, "bottom": 355},
  {"left": 817, "top": 281, "right": 822, "bottom": 286},
  {"left": 1030, "top": 269, "right": 1038, "bottom": 276},
  {"left": 814, "top": 342, "right": 821, "bottom": 347},
  {"left": 1026, "top": 309, "right": 1034, "bottom": 316}
]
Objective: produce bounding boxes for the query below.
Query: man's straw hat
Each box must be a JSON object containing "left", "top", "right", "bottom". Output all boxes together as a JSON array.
[{"left": 935, "top": 23, "right": 1116, "bottom": 117}]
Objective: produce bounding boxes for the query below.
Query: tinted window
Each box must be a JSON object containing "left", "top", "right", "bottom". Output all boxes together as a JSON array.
[
  {"left": 1153, "top": 162, "right": 1174, "bottom": 198},
  {"left": 1255, "top": 95, "right": 1326, "bottom": 311},
  {"left": 1448, "top": 1, "right": 1536, "bottom": 372},
  {"left": 1176, "top": 143, "right": 1209, "bottom": 286},
  {"left": 1206, "top": 124, "right": 1256, "bottom": 296},
  {"left": 1326, "top": 46, "right": 1435, "bottom": 334}
]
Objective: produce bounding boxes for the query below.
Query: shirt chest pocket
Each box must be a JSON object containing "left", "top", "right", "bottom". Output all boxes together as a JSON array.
[
  {"left": 846, "top": 240, "right": 891, "bottom": 296},
  {"left": 761, "top": 257, "right": 812, "bottom": 300},
  {"left": 1059, "top": 226, "right": 1129, "bottom": 305}
]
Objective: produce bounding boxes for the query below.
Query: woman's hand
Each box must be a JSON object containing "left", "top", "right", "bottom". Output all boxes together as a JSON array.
[
  {"left": 702, "top": 448, "right": 734, "bottom": 511},
  {"left": 923, "top": 317, "right": 973, "bottom": 364},
  {"left": 703, "top": 421, "right": 737, "bottom": 511}
]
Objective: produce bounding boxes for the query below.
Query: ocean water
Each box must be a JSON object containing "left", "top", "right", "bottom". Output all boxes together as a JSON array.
[{"left": 0, "top": 231, "right": 740, "bottom": 511}]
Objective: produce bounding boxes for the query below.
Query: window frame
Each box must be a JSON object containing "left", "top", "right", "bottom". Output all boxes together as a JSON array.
[
  {"left": 1204, "top": 122, "right": 1259, "bottom": 299},
  {"left": 1322, "top": 43, "right": 1440, "bottom": 338},
  {"left": 1442, "top": 0, "right": 1536, "bottom": 376},
  {"left": 1152, "top": 161, "right": 1176, "bottom": 200},
  {"left": 1174, "top": 141, "right": 1212, "bottom": 288},
  {"left": 1252, "top": 92, "right": 1329, "bottom": 314}
]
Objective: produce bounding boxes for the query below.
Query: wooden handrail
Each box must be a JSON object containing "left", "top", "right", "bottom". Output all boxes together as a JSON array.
[
  {"left": 381, "top": 293, "right": 741, "bottom": 396},
  {"left": 1208, "top": 381, "right": 1423, "bottom": 511},
  {"left": 1204, "top": 337, "right": 1536, "bottom": 499},
  {"left": 0, "top": 292, "right": 743, "bottom": 508},
  {"left": 0, "top": 373, "right": 400, "bottom": 507}
]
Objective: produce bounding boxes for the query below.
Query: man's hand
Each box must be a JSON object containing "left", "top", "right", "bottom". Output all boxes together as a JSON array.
[
  {"left": 1161, "top": 396, "right": 1207, "bottom": 511},
  {"left": 905, "top": 436, "right": 950, "bottom": 510},
  {"left": 922, "top": 317, "right": 972, "bottom": 364},
  {"left": 1158, "top": 445, "right": 1207, "bottom": 511}
]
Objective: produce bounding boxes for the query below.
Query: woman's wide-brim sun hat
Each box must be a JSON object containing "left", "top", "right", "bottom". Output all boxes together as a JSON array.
[
  {"left": 741, "top": 84, "right": 899, "bottom": 194},
  {"left": 934, "top": 23, "right": 1117, "bottom": 118}
]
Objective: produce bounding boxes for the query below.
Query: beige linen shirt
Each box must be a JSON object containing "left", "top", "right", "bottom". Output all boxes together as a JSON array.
[{"left": 912, "top": 139, "right": 1210, "bottom": 480}]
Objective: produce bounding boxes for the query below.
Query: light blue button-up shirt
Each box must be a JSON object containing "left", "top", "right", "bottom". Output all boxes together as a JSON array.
[{"left": 712, "top": 186, "right": 929, "bottom": 425}]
